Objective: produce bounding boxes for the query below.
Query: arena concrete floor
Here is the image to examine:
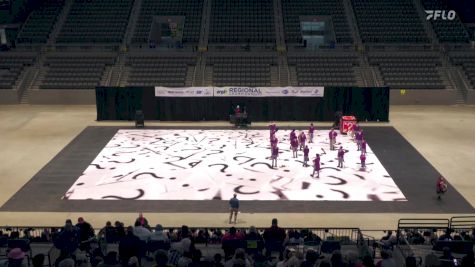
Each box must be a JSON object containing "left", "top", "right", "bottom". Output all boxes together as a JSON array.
[{"left": 0, "top": 105, "right": 474, "bottom": 232}]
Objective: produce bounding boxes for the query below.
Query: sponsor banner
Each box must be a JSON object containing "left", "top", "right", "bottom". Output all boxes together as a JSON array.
[
  {"left": 214, "top": 86, "right": 325, "bottom": 97},
  {"left": 155, "top": 86, "right": 324, "bottom": 97},
  {"left": 154, "top": 87, "right": 213, "bottom": 97}
]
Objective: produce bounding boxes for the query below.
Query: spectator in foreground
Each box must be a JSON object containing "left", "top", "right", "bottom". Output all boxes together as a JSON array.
[
  {"left": 58, "top": 258, "right": 75, "bottom": 267},
  {"left": 150, "top": 224, "right": 169, "bottom": 243},
  {"left": 119, "top": 227, "right": 141, "bottom": 266},
  {"left": 222, "top": 227, "right": 244, "bottom": 241},
  {"left": 213, "top": 253, "right": 224, "bottom": 267},
  {"left": 55, "top": 220, "right": 79, "bottom": 256},
  {"left": 224, "top": 248, "right": 251, "bottom": 267},
  {"left": 133, "top": 221, "right": 151, "bottom": 241},
  {"left": 135, "top": 213, "right": 150, "bottom": 228},
  {"left": 376, "top": 250, "right": 396, "bottom": 267},
  {"left": 154, "top": 250, "right": 170, "bottom": 267},
  {"left": 76, "top": 217, "right": 95, "bottom": 251},
  {"left": 263, "top": 218, "right": 286, "bottom": 257},
  {"left": 461, "top": 250, "right": 474, "bottom": 267},
  {"left": 32, "top": 254, "right": 45, "bottom": 267}
]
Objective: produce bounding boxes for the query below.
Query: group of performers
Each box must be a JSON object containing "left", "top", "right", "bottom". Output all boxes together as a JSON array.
[{"left": 268, "top": 122, "right": 367, "bottom": 178}]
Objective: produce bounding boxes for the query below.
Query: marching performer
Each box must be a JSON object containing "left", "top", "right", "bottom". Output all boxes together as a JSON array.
[
  {"left": 311, "top": 154, "right": 321, "bottom": 178},
  {"left": 303, "top": 145, "right": 309, "bottom": 167},
  {"left": 360, "top": 152, "right": 366, "bottom": 170},
  {"left": 337, "top": 146, "right": 345, "bottom": 168},
  {"left": 271, "top": 144, "right": 279, "bottom": 168},
  {"left": 329, "top": 128, "right": 337, "bottom": 150},
  {"left": 291, "top": 137, "right": 298, "bottom": 158},
  {"left": 361, "top": 139, "right": 367, "bottom": 155},
  {"left": 308, "top": 123, "right": 315, "bottom": 143},
  {"left": 270, "top": 133, "right": 278, "bottom": 148},
  {"left": 298, "top": 131, "right": 306, "bottom": 151}
]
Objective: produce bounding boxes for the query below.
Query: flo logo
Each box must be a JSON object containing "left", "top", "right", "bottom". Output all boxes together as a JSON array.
[{"left": 425, "top": 10, "right": 456, "bottom": 21}]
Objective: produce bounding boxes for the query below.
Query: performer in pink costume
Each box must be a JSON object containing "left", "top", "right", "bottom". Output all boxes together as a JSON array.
[
  {"left": 361, "top": 139, "right": 367, "bottom": 155},
  {"left": 271, "top": 144, "right": 279, "bottom": 168},
  {"left": 290, "top": 137, "right": 298, "bottom": 158},
  {"left": 269, "top": 122, "right": 277, "bottom": 138},
  {"left": 270, "top": 133, "right": 278, "bottom": 148},
  {"left": 360, "top": 152, "right": 366, "bottom": 170},
  {"left": 337, "top": 146, "right": 345, "bottom": 168},
  {"left": 303, "top": 145, "right": 310, "bottom": 167},
  {"left": 311, "top": 154, "right": 321, "bottom": 178},
  {"left": 298, "top": 131, "right": 306, "bottom": 151},
  {"left": 308, "top": 123, "right": 315, "bottom": 143},
  {"left": 329, "top": 128, "right": 337, "bottom": 150}
]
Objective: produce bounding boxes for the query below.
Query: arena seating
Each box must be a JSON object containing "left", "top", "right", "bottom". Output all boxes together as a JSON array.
[
  {"left": 16, "top": 0, "right": 63, "bottom": 44},
  {"left": 0, "top": 53, "right": 36, "bottom": 89},
  {"left": 449, "top": 52, "right": 475, "bottom": 87},
  {"left": 368, "top": 53, "right": 445, "bottom": 89},
  {"left": 208, "top": 56, "right": 276, "bottom": 87},
  {"left": 351, "top": 0, "right": 429, "bottom": 43},
  {"left": 421, "top": 0, "right": 470, "bottom": 43},
  {"left": 281, "top": 0, "right": 353, "bottom": 43},
  {"left": 209, "top": 0, "right": 275, "bottom": 43},
  {"left": 39, "top": 54, "right": 116, "bottom": 89},
  {"left": 132, "top": 0, "right": 203, "bottom": 44},
  {"left": 288, "top": 53, "right": 359, "bottom": 86},
  {"left": 125, "top": 55, "right": 196, "bottom": 87},
  {"left": 56, "top": 0, "right": 133, "bottom": 43}
]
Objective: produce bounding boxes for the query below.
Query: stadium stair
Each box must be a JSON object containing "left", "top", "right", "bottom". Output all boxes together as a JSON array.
[{"left": 46, "top": 0, "right": 73, "bottom": 46}]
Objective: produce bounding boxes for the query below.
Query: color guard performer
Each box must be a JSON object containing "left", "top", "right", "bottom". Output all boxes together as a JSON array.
[
  {"left": 337, "top": 146, "right": 345, "bottom": 168},
  {"left": 360, "top": 152, "right": 366, "bottom": 170},
  {"left": 291, "top": 137, "right": 298, "bottom": 158},
  {"left": 298, "top": 131, "right": 306, "bottom": 151},
  {"left": 303, "top": 145, "right": 309, "bottom": 167},
  {"left": 311, "top": 154, "right": 321, "bottom": 178},
  {"left": 308, "top": 123, "right": 315, "bottom": 143},
  {"left": 271, "top": 144, "right": 279, "bottom": 168}
]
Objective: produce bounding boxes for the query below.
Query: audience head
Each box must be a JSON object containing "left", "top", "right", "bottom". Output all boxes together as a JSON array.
[
  {"left": 126, "top": 226, "right": 134, "bottom": 235},
  {"left": 319, "top": 260, "right": 331, "bottom": 267},
  {"left": 58, "top": 259, "right": 75, "bottom": 267},
  {"left": 192, "top": 250, "right": 202, "bottom": 263},
  {"left": 154, "top": 250, "right": 169, "bottom": 267},
  {"left": 104, "top": 252, "right": 118, "bottom": 265},
  {"left": 442, "top": 247, "right": 452, "bottom": 258},
  {"left": 32, "top": 254, "right": 45, "bottom": 267},
  {"left": 8, "top": 248, "right": 25, "bottom": 261},
  {"left": 75, "top": 255, "right": 88, "bottom": 267},
  {"left": 234, "top": 248, "right": 246, "bottom": 260},
  {"left": 77, "top": 217, "right": 84, "bottom": 224},
  {"left": 213, "top": 253, "right": 222, "bottom": 263},
  {"left": 362, "top": 255, "right": 375, "bottom": 267},
  {"left": 105, "top": 221, "right": 112, "bottom": 227},
  {"left": 305, "top": 249, "right": 319, "bottom": 264},
  {"left": 181, "top": 225, "right": 189, "bottom": 238},
  {"left": 128, "top": 256, "right": 139, "bottom": 267},
  {"left": 229, "top": 227, "right": 237, "bottom": 235},
  {"left": 232, "top": 259, "right": 246, "bottom": 267},
  {"left": 272, "top": 218, "right": 278, "bottom": 226},
  {"left": 380, "top": 250, "right": 391, "bottom": 259},
  {"left": 155, "top": 224, "right": 163, "bottom": 232}
]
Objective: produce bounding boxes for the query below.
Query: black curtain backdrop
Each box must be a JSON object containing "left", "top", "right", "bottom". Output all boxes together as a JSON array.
[{"left": 95, "top": 87, "right": 389, "bottom": 122}]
